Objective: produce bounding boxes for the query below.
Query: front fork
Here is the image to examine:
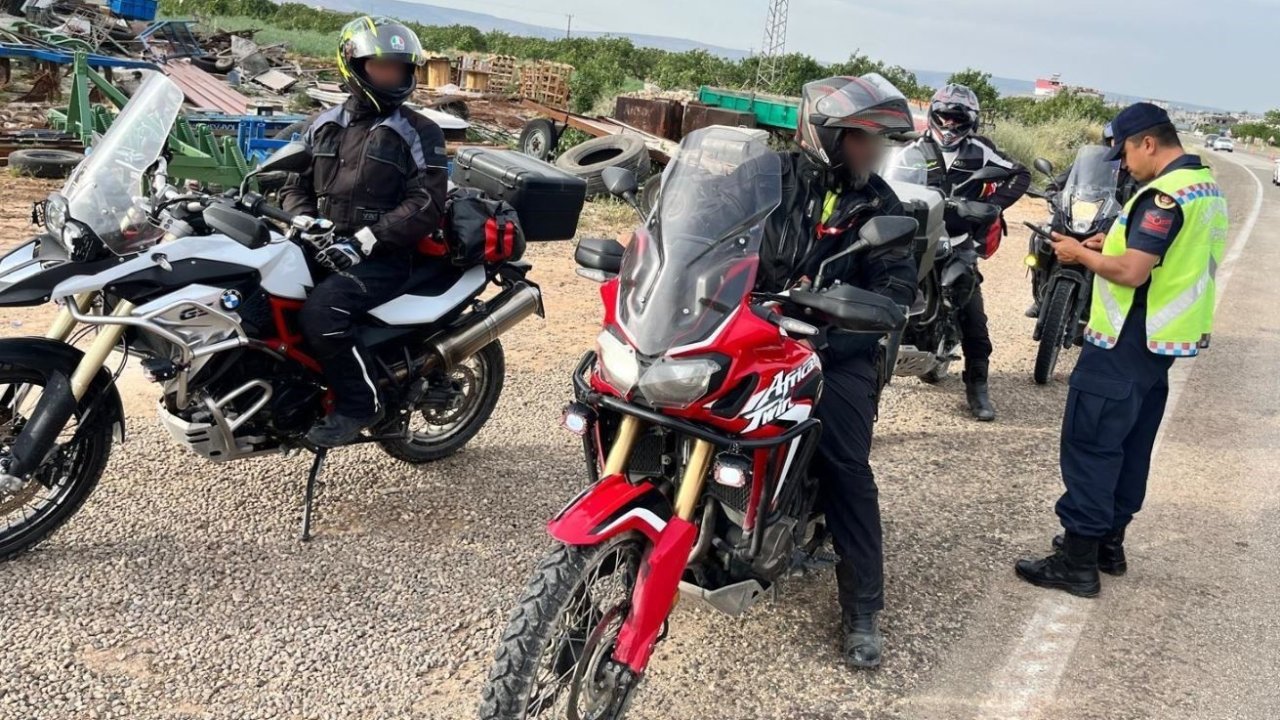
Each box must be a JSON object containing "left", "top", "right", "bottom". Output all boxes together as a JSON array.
[
  {"left": 605, "top": 415, "right": 714, "bottom": 673},
  {"left": 3, "top": 294, "right": 129, "bottom": 481}
]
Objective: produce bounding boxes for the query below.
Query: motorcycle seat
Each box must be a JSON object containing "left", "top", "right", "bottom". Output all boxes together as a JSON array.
[{"left": 367, "top": 264, "right": 488, "bottom": 326}]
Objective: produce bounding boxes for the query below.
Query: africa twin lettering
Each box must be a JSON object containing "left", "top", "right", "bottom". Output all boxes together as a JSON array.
[{"left": 740, "top": 354, "right": 820, "bottom": 432}]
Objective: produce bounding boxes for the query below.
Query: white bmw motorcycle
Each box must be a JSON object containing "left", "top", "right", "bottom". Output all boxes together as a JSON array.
[{"left": 0, "top": 74, "right": 542, "bottom": 557}]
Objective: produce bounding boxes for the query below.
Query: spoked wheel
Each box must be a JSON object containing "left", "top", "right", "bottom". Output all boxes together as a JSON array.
[
  {"left": 0, "top": 365, "right": 112, "bottom": 561},
  {"left": 482, "top": 534, "right": 647, "bottom": 720},
  {"left": 379, "top": 341, "right": 504, "bottom": 463}
]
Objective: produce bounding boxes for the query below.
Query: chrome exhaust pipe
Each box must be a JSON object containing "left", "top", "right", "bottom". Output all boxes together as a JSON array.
[{"left": 425, "top": 281, "right": 542, "bottom": 374}]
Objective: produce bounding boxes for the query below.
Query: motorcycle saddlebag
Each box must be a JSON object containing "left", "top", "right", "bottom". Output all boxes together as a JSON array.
[
  {"left": 453, "top": 148, "right": 588, "bottom": 242},
  {"left": 434, "top": 188, "right": 526, "bottom": 266}
]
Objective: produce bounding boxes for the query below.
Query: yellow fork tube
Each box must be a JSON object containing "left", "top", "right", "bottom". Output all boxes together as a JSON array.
[
  {"left": 673, "top": 439, "right": 714, "bottom": 522},
  {"left": 44, "top": 293, "right": 94, "bottom": 342},
  {"left": 69, "top": 300, "right": 135, "bottom": 401},
  {"left": 602, "top": 415, "right": 645, "bottom": 477}
]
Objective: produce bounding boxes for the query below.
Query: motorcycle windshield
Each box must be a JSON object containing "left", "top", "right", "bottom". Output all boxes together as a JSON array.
[
  {"left": 879, "top": 144, "right": 929, "bottom": 187},
  {"left": 61, "top": 74, "right": 184, "bottom": 255},
  {"left": 1063, "top": 145, "right": 1121, "bottom": 229},
  {"left": 617, "top": 127, "right": 782, "bottom": 357}
]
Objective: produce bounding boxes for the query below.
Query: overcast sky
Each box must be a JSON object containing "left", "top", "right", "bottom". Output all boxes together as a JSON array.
[{"left": 416, "top": 0, "right": 1277, "bottom": 112}]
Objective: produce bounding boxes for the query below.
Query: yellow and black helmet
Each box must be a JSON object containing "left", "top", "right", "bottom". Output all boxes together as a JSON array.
[{"left": 336, "top": 16, "right": 425, "bottom": 111}]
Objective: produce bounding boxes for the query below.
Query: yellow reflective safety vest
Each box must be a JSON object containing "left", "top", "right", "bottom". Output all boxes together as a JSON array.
[{"left": 1084, "top": 166, "right": 1228, "bottom": 357}]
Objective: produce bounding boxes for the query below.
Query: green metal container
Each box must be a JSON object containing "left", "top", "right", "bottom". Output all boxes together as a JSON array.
[{"left": 697, "top": 86, "right": 800, "bottom": 131}]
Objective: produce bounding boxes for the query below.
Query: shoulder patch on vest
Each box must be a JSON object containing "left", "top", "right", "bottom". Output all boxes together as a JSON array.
[
  {"left": 1154, "top": 193, "right": 1176, "bottom": 209},
  {"left": 1138, "top": 208, "right": 1175, "bottom": 238}
]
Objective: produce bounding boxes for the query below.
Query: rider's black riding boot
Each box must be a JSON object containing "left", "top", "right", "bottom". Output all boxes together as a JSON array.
[
  {"left": 307, "top": 345, "right": 385, "bottom": 448},
  {"left": 836, "top": 559, "right": 883, "bottom": 669},
  {"left": 1053, "top": 527, "right": 1127, "bottom": 576},
  {"left": 1015, "top": 532, "right": 1101, "bottom": 598},
  {"left": 963, "top": 360, "right": 996, "bottom": 422}
]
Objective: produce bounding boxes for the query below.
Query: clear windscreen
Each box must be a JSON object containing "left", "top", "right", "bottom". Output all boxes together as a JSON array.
[
  {"left": 61, "top": 73, "right": 184, "bottom": 255},
  {"left": 879, "top": 144, "right": 929, "bottom": 186},
  {"left": 1063, "top": 144, "right": 1121, "bottom": 232},
  {"left": 617, "top": 127, "right": 782, "bottom": 356}
]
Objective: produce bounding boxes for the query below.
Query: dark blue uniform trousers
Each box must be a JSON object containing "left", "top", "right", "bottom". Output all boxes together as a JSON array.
[{"left": 1055, "top": 313, "right": 1175, "bottom": 539}]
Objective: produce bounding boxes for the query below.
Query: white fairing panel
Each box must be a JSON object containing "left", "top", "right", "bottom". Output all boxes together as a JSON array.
[
  {"left": 368, "top": 265, "right": 487, "bottom": 326},
  {"left": 50, "top": 235, "right": 313, "bottom": 300}
]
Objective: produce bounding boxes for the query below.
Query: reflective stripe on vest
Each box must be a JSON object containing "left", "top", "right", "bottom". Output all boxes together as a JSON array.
[{"left": 1084, "top": 165, "right": 1228, "bottom": 357}]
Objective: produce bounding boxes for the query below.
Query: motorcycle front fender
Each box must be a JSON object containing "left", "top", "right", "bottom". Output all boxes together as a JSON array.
[{"left": 547, "top": 474, "right": 673, "bottom": 546}]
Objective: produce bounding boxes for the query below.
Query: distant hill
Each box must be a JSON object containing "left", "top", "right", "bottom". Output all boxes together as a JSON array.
[
  {"left": 297, "top": 0, "right": 749, "bottom": 58},
  {"left": 299, "top": 1, "right": 1219, "bottom": 112}
]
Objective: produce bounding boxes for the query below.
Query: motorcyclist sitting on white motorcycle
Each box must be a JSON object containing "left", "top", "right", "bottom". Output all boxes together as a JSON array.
[
  {"left": 279, "top": 17, "right": 448, "bottom": 447},
  {"left": 764, "top": 74, "right": 918, "bottom": 669}
]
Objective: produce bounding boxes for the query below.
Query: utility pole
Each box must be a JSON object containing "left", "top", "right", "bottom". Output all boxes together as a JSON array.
[
  {"left": 566, "top": 14, "right": 573, "bottom": 39},
  {"left": 755, "top": 0, "right": 789, "bottom": 91}
]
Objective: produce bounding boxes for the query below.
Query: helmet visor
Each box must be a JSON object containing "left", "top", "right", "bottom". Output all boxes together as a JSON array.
[{"left": 810, "top": 73, "right": 913, "bottom": 134}]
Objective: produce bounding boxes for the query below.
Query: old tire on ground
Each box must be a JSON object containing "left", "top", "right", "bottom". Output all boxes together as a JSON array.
[
  {"left": 517, "top": 119, "right": 558, "bottom": 162},
  {"left": 555, "top": 134, "right": 651, "bottom": 198},
  {"left": 638, "top": 173, "right": 662, "bottom": 216},
  {"left": 192, "top": 55, "right": 235, "bottom": 75},
  {"left": 8, "top": 149, "right": 84, "bottom": 179}
]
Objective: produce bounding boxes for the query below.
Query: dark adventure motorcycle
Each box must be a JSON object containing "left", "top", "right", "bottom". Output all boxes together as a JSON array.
[
  {"left": 878, "top": 144, "right": 1010, "bottom": 383},
  {"left": 1024, "top": 145, "right": 1120, "bottom": 384},
  {"left": 0, "top": 75, "right": 543, "bottom": 557}
]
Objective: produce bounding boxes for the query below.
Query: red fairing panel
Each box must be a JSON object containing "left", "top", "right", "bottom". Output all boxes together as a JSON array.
[{"left": 547, "top": 474, "right": 671, "bottom": 545}]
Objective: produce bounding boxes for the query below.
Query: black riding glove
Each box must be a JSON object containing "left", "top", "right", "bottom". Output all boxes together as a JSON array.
[{"left": 314, "top": 226, "right": 377, "bottom": 272}]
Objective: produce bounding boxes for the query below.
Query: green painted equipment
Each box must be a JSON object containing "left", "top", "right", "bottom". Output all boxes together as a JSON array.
[{"left": 697, "top": 85, "right": 800, "bottom": 130}]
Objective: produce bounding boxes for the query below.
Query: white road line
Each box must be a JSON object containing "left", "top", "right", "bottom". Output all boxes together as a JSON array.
[{"left": 979, "top": 151, "right": 1267, "bottom": 719}]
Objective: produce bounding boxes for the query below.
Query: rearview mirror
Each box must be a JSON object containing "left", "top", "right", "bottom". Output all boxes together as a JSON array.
[
  {"left": 1033, "top": 158, "right": 1054, "bottom": 176},
  {"left": 258, "top": 141, "right": 312, "bottom": 175},
  {"left": 602, "top": 167, "right": 639, "bottom": 201},
  {"left": 968, "top": 166, "right": 1011, "bottom": 183},
  {"left": 857, "top": 216, "right": 919, "bottom": 250}
]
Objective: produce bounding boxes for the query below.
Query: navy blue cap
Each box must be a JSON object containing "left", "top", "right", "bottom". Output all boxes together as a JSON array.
[{"left": 1106, "top": 102, "right": 1172, "bottom": 160}]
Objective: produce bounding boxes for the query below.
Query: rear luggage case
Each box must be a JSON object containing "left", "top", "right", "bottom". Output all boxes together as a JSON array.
[{"left": 452, "top": 148, "right": 588, "bottom": 241}]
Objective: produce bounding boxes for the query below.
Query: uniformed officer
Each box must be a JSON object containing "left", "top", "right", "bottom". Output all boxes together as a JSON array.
[{"left": 1015, "top": 103, "right": 1227, "bottom": 597}]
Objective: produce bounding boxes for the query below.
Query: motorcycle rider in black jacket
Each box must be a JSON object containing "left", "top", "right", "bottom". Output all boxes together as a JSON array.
[
  {"left": 762, "top": 74, "right": 918, "bottom": 668},
  {"left": 908, "top": 84, "right": 1030, "bottom": 421},
  {"left": 279, "top": 17, "right": 449, "bottom": 447}
]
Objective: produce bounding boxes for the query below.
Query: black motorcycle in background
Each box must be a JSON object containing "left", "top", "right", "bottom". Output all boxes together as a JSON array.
[{"left": 1024, "top": 145, "right": 1121, "bottom": 384}]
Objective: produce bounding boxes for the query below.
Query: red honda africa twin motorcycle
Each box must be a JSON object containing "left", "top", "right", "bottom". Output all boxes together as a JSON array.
[{"left": 480, "top": 127, "right": 911, "bottom": 719}]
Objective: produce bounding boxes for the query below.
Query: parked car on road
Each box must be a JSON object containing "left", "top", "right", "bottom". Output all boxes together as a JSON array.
[
  {"left": 1204, "top": 134, "right": 1219, "bottom": 148},
  {"left": 1272, "top": 158, "right": 1280, "bottom": 185},
  {"left": 1213, "top": 136, "right": 1235, "bottom": 152}
]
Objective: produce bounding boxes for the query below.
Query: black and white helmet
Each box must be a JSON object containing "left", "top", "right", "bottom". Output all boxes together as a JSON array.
[
  {"left": 928, "top": 83, "right": 981, "bottom": 150},
  {"left": 796, "top": 73, "right": 914, "bottom": 171}
]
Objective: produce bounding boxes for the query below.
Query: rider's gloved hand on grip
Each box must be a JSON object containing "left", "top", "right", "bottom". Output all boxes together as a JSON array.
[
  {"left": 315, "top": 227, "right": 378, "bottom": 272},
  {"left": 316, "top": 240, "right": 365, "bottom": 271}
]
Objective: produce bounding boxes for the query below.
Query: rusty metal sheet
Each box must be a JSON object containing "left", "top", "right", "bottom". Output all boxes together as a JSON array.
[
  {"left": 680, "top": 103, "right": 756, "bottom": 136},
  {"left": 160, "top": 59, "right": 249, "bottom": 114},
  {"left": 614, "top": 97, "right": 683, "bottom": 141}
]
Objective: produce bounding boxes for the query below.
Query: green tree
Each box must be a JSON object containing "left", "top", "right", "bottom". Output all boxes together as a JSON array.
[{"left": 945, "top": 68, "right": 999, "bottom": 111}]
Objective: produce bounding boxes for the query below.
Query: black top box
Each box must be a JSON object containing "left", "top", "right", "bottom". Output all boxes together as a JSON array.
[{"left": 453, "top": 148, "right": 588, "bottom": 242}]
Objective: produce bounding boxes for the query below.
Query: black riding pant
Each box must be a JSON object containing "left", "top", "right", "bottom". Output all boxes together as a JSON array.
[
  {"left": 958, "top": 279, "right": 993, "bottom": 368},
  {"left": 813, "top": 357, "right": 883, "bottom": 613},
  {"left": 299, "top": 255, "right": 413, "bottom": 417}
]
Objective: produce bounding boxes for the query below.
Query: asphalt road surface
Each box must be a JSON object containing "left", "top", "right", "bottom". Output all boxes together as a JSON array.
[{"left": 1, "top": 146, "right": 1275, "bottom": 720}]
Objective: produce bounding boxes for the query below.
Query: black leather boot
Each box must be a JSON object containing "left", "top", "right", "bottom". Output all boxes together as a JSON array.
[
  {"left": 963, "top": 361, "right": 996, "bottom": 422},
  {"left": 835, "top": 559, "right": 883, "bottom": 669},
  {"left": 1015, "top": 533, "right": 1101, "bottom": 597},
  {"left": 1053, "top": 528, "right": 1127, "bottom": 576}
]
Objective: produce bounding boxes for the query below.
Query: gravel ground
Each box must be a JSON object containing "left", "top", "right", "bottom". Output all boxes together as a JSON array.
[{"left": 0, "top": 166, "right": 1207, "bottom": 720}]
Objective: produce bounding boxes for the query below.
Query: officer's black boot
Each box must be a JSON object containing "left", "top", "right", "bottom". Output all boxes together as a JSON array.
[
  {"left": 963, "top": 361, "right": 996, "bottom": 422},
  {"left": 1025, "top": 301, "right": 1041, "bottom": 319},
  {"left": 1015, "top": 532, "right": 1101, "bottom": 597},
  {"left": 836, "top": 559, "right": 883, "bottom": 669},
  {"left": 1052, "top": 528, "right": 1127, "bottom": 576}
]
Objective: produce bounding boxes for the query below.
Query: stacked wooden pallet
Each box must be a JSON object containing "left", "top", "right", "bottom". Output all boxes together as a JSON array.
[
  {"left": 519, "top": 61, "right": 573, "bottom": 108},
  {"left": 486, "top": 54, "right": 518, "bottom": 94}
]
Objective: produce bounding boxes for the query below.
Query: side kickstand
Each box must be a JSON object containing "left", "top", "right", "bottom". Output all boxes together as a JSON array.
[{"left": 300, "top": 448, "right": 327, "bottom": 542}]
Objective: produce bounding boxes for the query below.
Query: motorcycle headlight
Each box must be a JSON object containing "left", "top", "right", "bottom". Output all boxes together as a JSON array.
[
  {"left": 44, "top": 194, "right": 67, "bottom": 235},
  {"left": 596, "top": 329, "right": 639, "bottom": 395},
  {"left": 637, "top": 356, "right": 722, "bottom": 409},
  {"left": 1071, "top": 200, "right": 1100, "bottom": 233}
]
